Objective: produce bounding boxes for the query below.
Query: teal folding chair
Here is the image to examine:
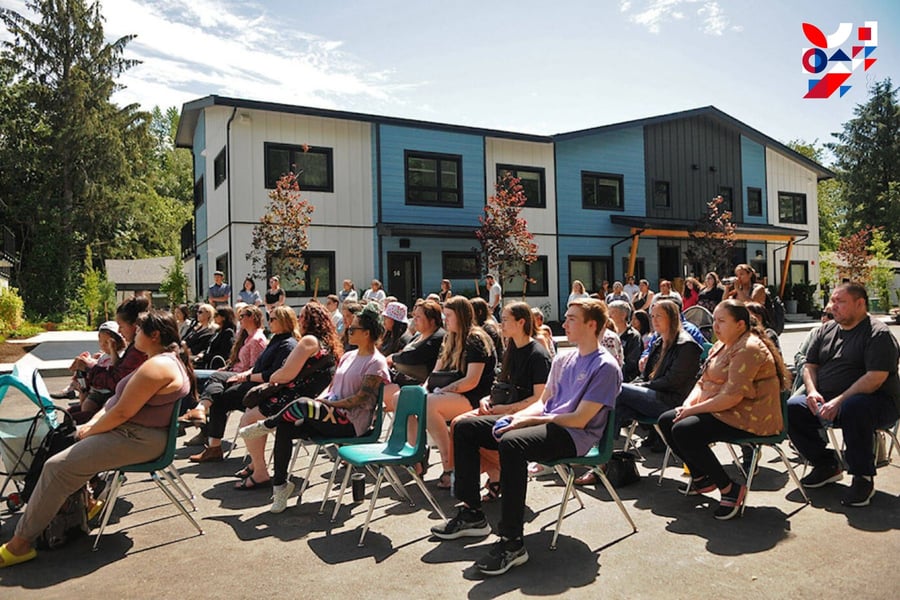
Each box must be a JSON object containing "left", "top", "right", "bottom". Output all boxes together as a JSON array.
[
  {"left": 333, "top": 385, "right": 447, "bottom": 546},
  {"left": 93, "top": 398, "right": 203, "bottom": 550},
  {"left": 622, "top": 414, "right": 674, "bottom": 485},
  {"left": 545, "top": 408, "right": 637, "bottom": 550}
]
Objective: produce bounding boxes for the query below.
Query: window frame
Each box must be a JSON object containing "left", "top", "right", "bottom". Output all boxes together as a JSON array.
[
  {"left": 263, "top": 143, "right": 334, "bottom": 192},
  {"left": 405, "top": 150, "right": 463, "bottom": 207},
  {"left": 268, "top": 250, "right": 336, "bottom": 298},
  {"left": 718, "top": 186, "right": 734, "bottom": 212},
  {"left": 495, "top": 163, "right": 546, "bottom": 208},
  {"left": 505, "top": 256, "right": 550, "bottom": 297},
  {"left": 747, "top": 186, "right": 763, "bottom": 216},
  {"left": 778, "top": 191, "right": 807, "bottom": 224},
  {"left": 193, "top": 175, "right": 205, "bottom": 209},
  {"left": 581, "top": 171, "right": 624, "bottom": 211},
  {"left": 213, "top": 146, "right": 227, "bottom": 189},
  {"left": 568, "top": 255, "right": 613, "bottom": 294},
  {"left": 652, "top": 179, "right": 671, "bottom": 208},
  {"left": 441, "top": 251, "right": 480, "bottom": 279}
]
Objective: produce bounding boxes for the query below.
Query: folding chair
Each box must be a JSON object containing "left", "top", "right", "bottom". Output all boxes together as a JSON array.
[
  {"left": 333, "top": 385, "right": 447, "bottom": 546},
  {"left": 824, "top": 419, "right": 900, "bottom": 470},
  {"left": 545, "top": 408, "right": 637, "bottom": 550},
  {"left": 622, "top": 414, "right": 674, "bottom": 485},
  {"left": 93, "top": 399, "right": 203, "bottom": 550}
]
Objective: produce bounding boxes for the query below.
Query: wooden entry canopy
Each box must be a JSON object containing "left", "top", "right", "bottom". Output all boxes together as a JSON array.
[{"left": 610, "top": 216, "right": 806, "bottom": 298}]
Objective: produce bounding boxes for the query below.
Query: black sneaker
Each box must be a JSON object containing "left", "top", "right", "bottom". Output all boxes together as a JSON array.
[
  {"left": 679, "top": 475, "right": 717, "bottom": 496},
  {"left": 50, "top": 389, "right": 77, "bottom": 400},
  {"left": 801, "top": 463, "right": 843, "bottom": 488},
  {"left": 714, "top": 483, "right": 747, "bottom": 520},
  {"left": 841, "top": 476, "right": 875, "bottom": 507},
  {"left": 430, "top": 507, "right": 491, "bottom": 540},
  {"left": 476, "top": 537, "right": 529, "bottom": 576}
]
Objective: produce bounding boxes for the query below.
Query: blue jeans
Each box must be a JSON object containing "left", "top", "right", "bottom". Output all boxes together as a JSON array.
[
  {"left": 787, "top": 393, "right": 899, "bottom": 477},
  {"left": 615, "top": 383, "right": 672, "bottom": 430}
]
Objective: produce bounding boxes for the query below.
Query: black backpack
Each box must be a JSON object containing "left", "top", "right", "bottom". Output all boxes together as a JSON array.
[{"left": 764, "top": 288, "right": 786, "bottom": 335}]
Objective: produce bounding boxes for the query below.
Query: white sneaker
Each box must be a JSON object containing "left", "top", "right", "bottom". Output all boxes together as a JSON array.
[
  {"left": 239, "top": 421, "right": 275, "bottom": 440},
  {"left": 271, "top": 481, "right": 295, "bottom": 513}
]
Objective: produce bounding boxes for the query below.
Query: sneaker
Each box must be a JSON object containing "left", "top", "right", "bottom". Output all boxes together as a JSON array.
[
  {"left": 476, "top": 537, "right": 529, "bottom": 576},
  {"left": 800, "top": 463, "right": 843, "bottom": 488},
  {"left": 50, "top": 389, "right": 77, "bottom": 400},
  {"left": 841, "top": 476, "right": 875, "bottom": 507},
  {"left": 239, "top": 421, "right": 275, "bottom": 440},
  {"left": 527, "top": 462, "right": 554, "bottom": 478},
  {"left": 679, "top": 476, "right": 717, "bottom": 496},
  {"left": 430, "top": 506, "right": 491, "bottom": 540},
  {"left": 270, "top": 481, "right": 295, "bottom": 514},
  {"left": 714, "top": 483, "right": 747, "bottom": 520}
]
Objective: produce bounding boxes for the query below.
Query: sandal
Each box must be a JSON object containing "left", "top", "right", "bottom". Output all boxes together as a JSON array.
[
  {"left": 574, "top": 470, "right": 598, "bottom": 486},
  {"left": 437, "top": 470, "right": 453, "bottom": 490},
  {"left": 481, "top": 480, "right": 501, "bottom": 502},
  {"left": 0, "top": 543, "right": 37, "bottom": 568},
  {"left": 234, "top": 465, "right": 254, "bottom": 479},
  {"left": 234, "top": 475, "right": 272, "bottom": 490}
]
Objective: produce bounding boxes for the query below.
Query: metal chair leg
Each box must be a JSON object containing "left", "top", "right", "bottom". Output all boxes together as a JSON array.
[
  {"left": 93, "top": 469, "right": 125, "bottom": 551},
  {"left": 150, "top": 472, "right": 204, "bottom": 535},
  {"left": 550, "top": 467, "right": 577, "bottom": 550},
  {"left": 774, "top": 443, "right": 810, "bottom": 503},
  {"left": 741, "top": 446, "right": 760, "bottom": 516},
  {"left": 318, "top": 457, "right": 342, "bottom": 514},
  {"left": 332, "top": 464, "right": 354, "bottom": 522},
  {"left": 298, "top": 445, "right": 321, "bottom": 499},
  {"left": 404, "top": 465, "right": 447, "bottom": 521},
  {"left": 357, "top": 468, "right": 385, "bottom": 546},
  {"left": 595, "top": 469, "right": 638, "bottom": 533},
  {"left": 160, "top": 467, "right": 196, "bottom": 511}
]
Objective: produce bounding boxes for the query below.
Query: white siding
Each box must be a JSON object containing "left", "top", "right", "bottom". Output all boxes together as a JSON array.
[{"left": 484, "top": 138, "right": 556, "bottom": 235}]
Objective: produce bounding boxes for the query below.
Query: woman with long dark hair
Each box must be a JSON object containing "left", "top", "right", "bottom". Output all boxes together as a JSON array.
[
  {"left": 697, "top": 272, "right": 724, "bottom": 313},
  {"left": 193, "top": 306, "right": 237, "bottom": 369},
  {"left": 658, "top": 299, "right": 790, "bottom": 520},
  {"left": 0, "top": 310, "right": 194, "bottom": 567}
]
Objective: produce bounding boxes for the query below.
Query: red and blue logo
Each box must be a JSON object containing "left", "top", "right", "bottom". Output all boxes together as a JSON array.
[{"left": 802, "top": 21, "right": 877, "bottom": 98}]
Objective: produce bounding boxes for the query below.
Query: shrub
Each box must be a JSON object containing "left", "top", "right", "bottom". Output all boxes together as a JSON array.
[{"left": 0, "top": 287, "right": 25, "bottom": 331}]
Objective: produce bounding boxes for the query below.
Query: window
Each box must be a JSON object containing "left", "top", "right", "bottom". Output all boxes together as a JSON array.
[
  {"left": 193, "top": 176, "right": 205, "bottom": 209},
  {"left": 215, "top": 254, "right": 228, "bottom": 278},
  {"left": 506, "top": 256, "right": 549, "bottom": 296},
  {"left": 747, "top": 187, "right": 763, "bottom": 216},
  {"left": 582, "top": 172, "right": 623, "bottom": 210},
  {"left": 781, "top": 260, "right": 809, "bottom": 284},
  {"left": 569, "top": 256, "right": 612, "bottom": 294},
  {"left": 778, "top": 192, "right": 807, "bottom": 224},
  {"left": 213, "top": 146, "right": 227, "bottom": 189},
  {"left": 621, "top": 257, "right": 645, "bottom": 282},
  {"left": 653, "top": 180, "right": 670, "bottom": 208},
  {"left": 406, "top": 151, "right": 462, "bottom": 206},
  {"left": 496, "top": 164, "right": 546, "bottom": 208},
  {"left": 269, "top": 251, "right": 336, "bottom": 297},
  {"left": 264, "top": 143, "right": 334, "bottom": 191},
  {"left": 442, "top": 252, "right": 479, "bottom": 279},
  {"left": 718, "top": 186, "right": 733, "bottom": 212}
]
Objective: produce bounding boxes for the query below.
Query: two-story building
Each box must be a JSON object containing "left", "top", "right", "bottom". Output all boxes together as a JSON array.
[{"left": 176, "top": 97, "right": 831, "bottom": 318}]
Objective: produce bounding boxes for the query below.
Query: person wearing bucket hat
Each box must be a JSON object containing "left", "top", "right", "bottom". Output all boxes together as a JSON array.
[
  {"left": 68, "top": 321, "right": 129, "bottom": 423},
  {"left": 380, "top": 301, "right": 412, "bottom": 356}
]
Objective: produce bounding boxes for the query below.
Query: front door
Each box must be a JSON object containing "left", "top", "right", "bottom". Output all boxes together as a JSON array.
[
  {"left": 387, "top": 252, "right": 421, "bottom": 308},
  {"left": 658, "top": 246, "right": 680, "bottom": 281}
]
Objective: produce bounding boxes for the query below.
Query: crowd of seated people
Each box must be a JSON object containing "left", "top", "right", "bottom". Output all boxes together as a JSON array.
[{"left": 14, "top": 273, "right": 898, "bottom": 578}]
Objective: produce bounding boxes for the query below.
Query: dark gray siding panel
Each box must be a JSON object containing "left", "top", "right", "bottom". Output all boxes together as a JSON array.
[{"left": 644, "top": 116, "right": 743, "bottom": 222}]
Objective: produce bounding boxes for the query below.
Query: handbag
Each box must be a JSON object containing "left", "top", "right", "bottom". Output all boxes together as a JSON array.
[
  {"left": 427, "top": 370, "right": 463, "bottom": 392},
  {"left": 242, "top": 382, "right": 282, "bottom": 408},
  {"left": 604, "top": 451, "right": 640, "bottom": 487},
  {"left": 489, "top": 382, "right": 519, "bottom": 406},
  {"left": 22, "top": 407, "right": 77, "bottom": 502},
  {"left": 258, "top": 351, "right": 337, "bottom": 418}
]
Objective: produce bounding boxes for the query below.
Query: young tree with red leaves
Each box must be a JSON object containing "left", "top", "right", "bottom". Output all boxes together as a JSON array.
[
  {"left": 475, "top": 173, "right": 538, "bottom": 294},
  {"left": 685, "top": 195, "right": 737, "bottom": 277},
  {"left": 247, "top": 171, "right": 314, "bottom": 289}
]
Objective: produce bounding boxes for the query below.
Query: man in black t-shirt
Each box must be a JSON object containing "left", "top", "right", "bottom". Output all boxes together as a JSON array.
[{"left": 787, "top": 282, "right": 900, "bottom": 507}]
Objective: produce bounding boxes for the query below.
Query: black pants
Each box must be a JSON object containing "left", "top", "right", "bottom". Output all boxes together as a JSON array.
[
  {"left": 454, "top": 415, "right": 575, "bottom": 539},
  {"left": 271, "top": 399, "right": 357, "bottom": 486},
  {"left": 205, "top": 371, "right": 256, "bottom": 439},
  {"left": 657, "top": 409, "right": 748, "bottom": 489}
]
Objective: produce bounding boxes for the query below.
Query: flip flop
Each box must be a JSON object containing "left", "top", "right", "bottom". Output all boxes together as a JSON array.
[
  {"left": 0, "top": 543, "right": 37, "bottom": 568},
  {"left": 234, "top": 475, "right": 272, "bottom": 490},
  {"left": 234, "top": 465, "right": 254, "bottom": 479}
]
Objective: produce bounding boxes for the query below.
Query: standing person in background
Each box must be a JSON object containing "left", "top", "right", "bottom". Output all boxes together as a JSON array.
[
  {"left": 567, "top": 280, "right": 590, "bottom": 306},
  {"left": 623, "top": 275, "right": 640, "bottom": 301},
  {"left": 238, "top": 277, "right": 262, "bottom": 307},
  {"left": 605, "top": 281, "right": 631, "bottom": 305},
  {"left": 265, "top": 276, "right": 286, "bottom": 319},
  {"left": 486, "top": 273, "right": 503, "bottom": 321},
  {"left": 362, "top": 279, "right": 386, "bottom": 305},
  {"left": 439, "top": 279, "right": 454, "bottom": 305},
  {"left": 208, "top": 271, "right": 231, "bottom": 307}
]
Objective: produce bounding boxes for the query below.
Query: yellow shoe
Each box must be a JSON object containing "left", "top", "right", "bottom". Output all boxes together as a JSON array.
[
  {"left": 87, "top": 499, "right": 105, "bottom": 521},
  {"left": 0, "top": 543, "right": 37, "bottom": 568}
]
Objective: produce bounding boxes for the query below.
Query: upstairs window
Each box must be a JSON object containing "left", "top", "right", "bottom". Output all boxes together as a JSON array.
[
  {"left": 778, "top": 191, "right": 807, "bottom": 224},
  {"left": 213, "top": 146, "right": 227, "bottom": 189},
  {"left": 264, "top": 143, "right": 334, "bottom": 192},
  {"left": 496, "top": 164, "right": 546, "bottom": 208},
  {"left": 653, "top": 180, "right": 670, "bottom": 208},
  {"left": 582, "top": 172, "right": 624, "bottom": 210},
  {"left": 718, "top": 186, "right": 734, "bottom": 212},
  {"left": 406, "top": 151, "right": 462, "bottom": 206},
  {"left": 747, "top": 187, "right": 763, "bottom": 216}
]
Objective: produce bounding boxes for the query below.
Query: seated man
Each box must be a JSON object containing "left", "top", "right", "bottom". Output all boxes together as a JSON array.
[
  {"left": 787, "top": 282, "right": 900, "bottom": 506},
  {"left": 431, "top": 298, "right": 622, "bottom": 576}
]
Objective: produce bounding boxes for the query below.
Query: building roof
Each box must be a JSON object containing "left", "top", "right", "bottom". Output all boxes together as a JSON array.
[
  {"left": 610, "top": 215, "right": 808, "bottom": 241},
  {"left": 176, "top": 97, "right": 834, "bottom": 181},
  {"left": 105, "top": 257, "right": 175, "bottom": 288}
]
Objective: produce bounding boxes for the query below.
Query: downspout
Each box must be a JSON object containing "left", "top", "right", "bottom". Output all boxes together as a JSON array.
[{"left": 225, "top": 107, "right": 237, "bottom": 289}]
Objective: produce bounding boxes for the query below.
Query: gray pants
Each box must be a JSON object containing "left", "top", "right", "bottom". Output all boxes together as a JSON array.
[{"left": 16, "top": 423, "right": 168, "bottom": 542}]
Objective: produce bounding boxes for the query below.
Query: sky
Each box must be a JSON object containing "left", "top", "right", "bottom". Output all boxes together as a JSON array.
[{"left": 2, "top": 0, "right": 898, "bottom": 164}]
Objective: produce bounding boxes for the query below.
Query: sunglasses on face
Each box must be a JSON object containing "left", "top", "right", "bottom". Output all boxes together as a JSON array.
[{"left": 346, "top": 326, "right": 363, "bottom": 334}]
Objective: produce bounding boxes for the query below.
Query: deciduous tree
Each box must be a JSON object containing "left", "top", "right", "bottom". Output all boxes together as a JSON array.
[
  {"left": 685, "top": 195, "right": 736, "bottom": 277},
  {"left": 475, "top": 173, "right": 538, "bottom": 291}
]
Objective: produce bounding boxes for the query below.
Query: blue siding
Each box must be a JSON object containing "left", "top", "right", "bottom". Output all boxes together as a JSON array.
[
  {"left": 193, "top": 113, "right": 208, "bottom": 277},
  {"left": 555, "top": 127, "right": 646, "bottom": 236},
  {"left": 741, "top": 136, "right": 767, "bottom": 224},
  {"left": 378, "top": 125, "right": 485, "bottom": 226},
  {"left": 381, "top": 236, "right": 484, "bottom": 299}
]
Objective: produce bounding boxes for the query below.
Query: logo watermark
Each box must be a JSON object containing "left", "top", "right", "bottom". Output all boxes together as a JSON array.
[{"left": 802, "top": 21, "right": 877, "bottom": 98}]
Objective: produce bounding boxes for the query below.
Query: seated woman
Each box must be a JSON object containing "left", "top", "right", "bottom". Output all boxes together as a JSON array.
[
  {"left": 188, "top": 306, "right": 298, "bottom": 463},
  {"left": 383, "top": 299, "right": 445, "bottom": 410},
  {"left": 531, "top": 307, "right": 556, "bottom": 358},
  {"left": 180, "top": 305, "right": 267, "bottom": 438},
  {"left": 193, "top": 306, "right": 237, "bottom": 369},
  {"left": 471, "top": 297, "right": 503, "bottom": 362},
  {"left": 632, "top": 309, "right": 652, "bottom": 350},
  {"left": 181, "top": 303, "right": 217, "bottom": 358},
  {"left": 657, "top": 299, "right": 790, "bottom": 520},
  {"left": 420, "top": 296, "right": 496, "bottom": 489},
  {"left": 242, "top": 302, "right": 389, "bottom": 513},
  {"left": 379, "top": 301, "right": 412, "bottom": 357},
  {"left": 0, "top": 310, "right": 194, "bottom": 567},
  {"left": 231, "top": 303, "right": 343, "bottom": 489},
  {"left": 450, "top": 302, "right": 552, "bottom": 501}
]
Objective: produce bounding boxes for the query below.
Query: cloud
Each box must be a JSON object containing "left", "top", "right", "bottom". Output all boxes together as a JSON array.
[
  {"left": 98, "top": 0, "right": 407, "bottom": 110},
  {"left": 619, "top": 0, "right": 740, "bottom": 35}
]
